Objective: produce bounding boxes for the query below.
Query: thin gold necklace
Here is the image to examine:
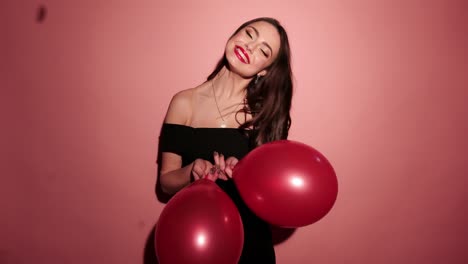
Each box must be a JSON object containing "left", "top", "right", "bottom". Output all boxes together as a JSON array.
[{"left": 211, "top": 79, "right": 244, "bottom": 128}]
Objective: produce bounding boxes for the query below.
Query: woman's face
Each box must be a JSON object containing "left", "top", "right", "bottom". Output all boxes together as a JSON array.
[{"left": 225, "top": 21, "right": 281, "bottom": 78}]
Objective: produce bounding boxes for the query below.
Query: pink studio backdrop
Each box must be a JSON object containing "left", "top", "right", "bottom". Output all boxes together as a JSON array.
[{"left": 1, "top": 0, "right": 467, "bottom": 263}]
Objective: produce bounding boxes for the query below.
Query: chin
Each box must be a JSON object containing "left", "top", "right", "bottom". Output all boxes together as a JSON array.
[{"left": 225, "top": 54, "right": 255, "bottom": 78}]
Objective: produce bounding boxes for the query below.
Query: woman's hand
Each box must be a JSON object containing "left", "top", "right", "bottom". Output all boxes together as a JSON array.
[
  {"left": 191, "top": 152, "right": 239, "bottom": 182},
  {"left": 224, "top": 156, "right": 239, "bottom": 178},
  {"left": 213, "top": 151, "right": 239, "bottom": 180},
  {"left": 191, "top": 159, "right": 214, "bottom": 181},
  {"left": 191, "top": 158, "right": 223, "bottom": 182}
]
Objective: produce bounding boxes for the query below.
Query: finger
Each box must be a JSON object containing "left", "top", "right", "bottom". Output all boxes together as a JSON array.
[
  {"left": 192, "top": 167, "right": 202, "bottom": 180},
  {"left": 209, "top": 166, "right": 218, "bottom": 175},
  {"left": 225, "top": 167, "right": 233, "bottom": 178},
  {"left": 213, "top": 151, "right": 220, "bottom": 166},
  {"left": 225, "top": 157, "right": 239, "bottom": 169},
  {"left": 192, "top": 164, "right": 204, "bottom": 180},
  {"left": 217, "top": 154, "right": 229, "bottom": 180},
  {"left": 218, "top": 173, "right": 228, "bottom": 180},
  {"left": 205, "top": 167, "right": 219, "bottom": 181},
  {"left": 218, "top": 153, "right": 226, "bottom": 171},
  {"left": 193, "top": 173, "right": 202, "bottom": 180},
  {"left": 224, "top": 157, "right": 239, "bottom": 178},
  {"left": 206, "top": 173, "right": 217, "bottom": 181},
  {"left": 204, "top": 161, "right": 214, "bottom": 175}
]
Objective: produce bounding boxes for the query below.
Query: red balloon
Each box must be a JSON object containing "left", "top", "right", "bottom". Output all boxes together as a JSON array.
[
  {"left": 233, "top": 140, "right": 338, "bottom": 228},
  {"left": 155, "top": 179, "right": 244, "bottom": 264}
]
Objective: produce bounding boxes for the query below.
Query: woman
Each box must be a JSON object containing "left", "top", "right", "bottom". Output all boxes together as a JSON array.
[{"left": 158, "top": 17, "right": 293, "bottom": 263}]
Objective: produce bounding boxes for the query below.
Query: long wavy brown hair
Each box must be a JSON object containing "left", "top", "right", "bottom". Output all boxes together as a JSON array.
[{"left": 207, "top": 17, "right": 293, "bottom": 147}]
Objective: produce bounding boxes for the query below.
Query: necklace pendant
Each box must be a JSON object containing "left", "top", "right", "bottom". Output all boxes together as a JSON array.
[{"left": 220, "top": 122, "right": 227, "bottom": 128}]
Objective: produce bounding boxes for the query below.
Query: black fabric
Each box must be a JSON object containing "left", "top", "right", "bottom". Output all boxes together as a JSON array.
[{"left": 159, "top": 123, "right": 276, "bottom": 264}]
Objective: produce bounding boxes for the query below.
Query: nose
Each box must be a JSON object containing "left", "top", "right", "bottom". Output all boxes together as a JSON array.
[{"left": 246, "top": 42, "right": 255, "bottom": 53}]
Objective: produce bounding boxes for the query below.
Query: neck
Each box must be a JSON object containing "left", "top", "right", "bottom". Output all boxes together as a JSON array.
[{"left": 212, "top": 67, "right": 250, "bottom": 100}]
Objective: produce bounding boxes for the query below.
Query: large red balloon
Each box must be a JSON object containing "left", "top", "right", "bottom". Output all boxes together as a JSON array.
[
  {"left": 233, "top": 140, "right": 338, "bottom": 228},
  {"left": 155, "top": 179, "right": 244, "bottom": 264}
]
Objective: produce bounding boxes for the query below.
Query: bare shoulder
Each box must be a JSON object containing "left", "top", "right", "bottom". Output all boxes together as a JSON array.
[{"left": 164, "top": 88, "right": 195, "bottom": 125}]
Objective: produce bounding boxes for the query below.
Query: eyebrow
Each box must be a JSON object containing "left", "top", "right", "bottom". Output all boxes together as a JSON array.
[{"left": 247, "top": 26, "right": 273, "bottom": 55}]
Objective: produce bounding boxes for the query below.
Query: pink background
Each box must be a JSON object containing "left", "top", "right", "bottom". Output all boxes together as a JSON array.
[{"left": 1, "top": 0, "right": 467, "bottom": 263}]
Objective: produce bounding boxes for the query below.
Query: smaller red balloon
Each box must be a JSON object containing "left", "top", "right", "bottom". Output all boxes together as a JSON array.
[
  {"left": 155, "top": 179, "right": 244, "bottom": 264},
  {"left": 233, "top": 140, "right": 338, "bottom": 228}
]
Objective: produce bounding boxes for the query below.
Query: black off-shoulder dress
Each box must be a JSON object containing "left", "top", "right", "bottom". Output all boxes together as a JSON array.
[{"left": 159, "top": 123, "right": 275, "bottom": 264}]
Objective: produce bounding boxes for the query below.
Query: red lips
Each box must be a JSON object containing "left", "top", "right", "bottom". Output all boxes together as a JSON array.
[{"left": 234, "top": 45, "right": 250, "bottom": 64}]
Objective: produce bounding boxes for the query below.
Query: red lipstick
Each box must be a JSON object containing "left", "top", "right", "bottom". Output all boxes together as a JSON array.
[{"left": 234, "top": 45, "right": 250, "bottom": 64}]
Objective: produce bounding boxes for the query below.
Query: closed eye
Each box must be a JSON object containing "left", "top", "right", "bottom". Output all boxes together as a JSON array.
[{"left": 245, "top": 29, "right": 253, "bottom": 39}]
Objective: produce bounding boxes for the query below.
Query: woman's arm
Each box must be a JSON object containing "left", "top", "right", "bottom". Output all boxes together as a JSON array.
[
  {"left": 159, "top": 153, "right": 216, "bottom": 195},
  {"left": 158, "top": 90, "right": 193, "bottom": 194},
  {"left": 159, "top": 152, "right": 192, "bottom": 195},
  {"left": 158, "top": 89, "right": 217, "bottom": 194}
]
